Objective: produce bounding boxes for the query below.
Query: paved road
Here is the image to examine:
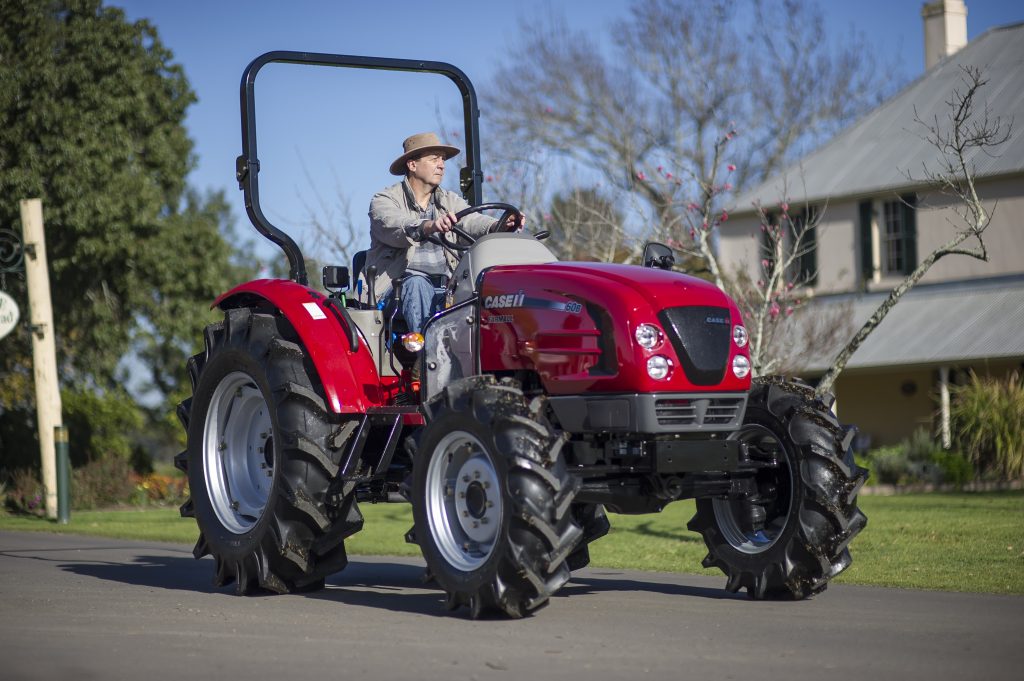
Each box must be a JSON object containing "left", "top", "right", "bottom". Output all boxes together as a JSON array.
[{"left": 1, "top": 530, "right": 1021, "bottom": 681}]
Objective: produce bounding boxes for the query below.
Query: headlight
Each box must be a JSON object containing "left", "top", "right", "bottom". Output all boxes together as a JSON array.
[
  {"left": 401, "top": 332, "right": 425, "bottom": 352},
  {"left": 733, "top": 325, "right": 748, "bottom": 348},
  {"left": 732, "top": 355, "right": 751, "bottom": 379},
  {"left": 647, "top": 355, "right": 672, "bottom": 380},
  {"left": 635, "top": 323, "right": 663, "bottom": 350}
]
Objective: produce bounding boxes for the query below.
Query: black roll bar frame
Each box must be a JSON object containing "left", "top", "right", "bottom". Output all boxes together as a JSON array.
[{"left": 236, "top": 51, "right": 484, "bottom": 286}]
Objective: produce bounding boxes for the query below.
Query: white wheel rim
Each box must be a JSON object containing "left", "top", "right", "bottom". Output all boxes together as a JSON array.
[
  {"left": 202, "top": 371, "right": 274, "bottom": 534},
  {"left": 425, "top": 431, "right": 502, "bottom": 571}
]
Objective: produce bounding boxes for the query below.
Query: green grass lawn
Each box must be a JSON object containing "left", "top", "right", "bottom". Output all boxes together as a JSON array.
[{"left": 2, "top": 492, "right": 1021, "bottom": 594}]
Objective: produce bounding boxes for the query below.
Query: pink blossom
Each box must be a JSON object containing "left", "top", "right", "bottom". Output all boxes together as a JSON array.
[
  {"left": 787, "top": 282, "right": 794, "bottom": 290},
  {"left": 770, "top": 302, "right": 781, "bottom": 318},
  {"left": 543, "top": 213, "right": 552, "bottom": 222},
  {"left": 689, "top": 228, "right": 696, "bottom": 239},
  {"left": 701, "top": 221, "right": 709, "bottom": 230},
  {"left": 761, "top": 259, "right": 770, "bottom": 268},
  {"left": 544, "top": 106, "right": 553, "bottom": 114},
  {"left": 687, "top": 202, "right": 700, "bottom": 212},
  {"left": 785, "top": 306, "right": 794, "bottom": 317},
  {"left": 759, "top": 224, "right": 767, "bottom": 232},
  {"left": 757, "top": 279, "right": 764, "bottom": 288},
  {"left": 636, "top": 171, "right": 646, "bottom": 181},
  {"left": 485, "top": 175, "right": 493, "bottom": 182},
  {"left": 665, "top": 172, "right": 673, "bottom": 179},
  {"left": 780, "top": 202, "right": 789, "bottom": 213},
  {"left": 727, "top": 164, "right": 736, "bottom": 172},
  {"left": 720, "top": 210, "right": 729, "bottom": 222},
  {"left": 724, "top": 183, "right": 732, "bottom": 191},
  {"left": 657, "top": 165, "right": 663, "bottom": 172}
]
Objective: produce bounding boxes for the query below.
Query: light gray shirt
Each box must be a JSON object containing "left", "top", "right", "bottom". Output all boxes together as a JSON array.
[{"left": 361, "top": 180, "right": 494, "bottom": 302}]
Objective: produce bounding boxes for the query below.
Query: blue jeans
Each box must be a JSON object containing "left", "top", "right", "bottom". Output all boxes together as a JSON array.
[{"left": 399, "top": 273, "right": 447, "bottom": 334}]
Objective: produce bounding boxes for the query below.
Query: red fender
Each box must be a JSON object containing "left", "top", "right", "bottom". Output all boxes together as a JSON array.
[{"left": 213, "top": 279, "right": 389, "bottom": 414}]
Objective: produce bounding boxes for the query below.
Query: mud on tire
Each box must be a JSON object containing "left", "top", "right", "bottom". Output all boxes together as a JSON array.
[
  {"left": 412, "top": 376, "right": 582, "bottom": 618},
  {"left": 688, "top": 376, "right": 868, "bottom": 599},
  {"left": 175, "top": 307, "right": 362, "bottom": 594}
]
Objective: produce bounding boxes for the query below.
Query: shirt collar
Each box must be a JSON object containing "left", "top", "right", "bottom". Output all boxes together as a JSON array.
[{"left": 401, "top": 178, "right": 439, "bottom": 212}]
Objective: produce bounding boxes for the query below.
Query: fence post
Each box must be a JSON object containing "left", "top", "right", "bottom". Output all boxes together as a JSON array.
[{"left": 21, "top": 198, "right": 62, "bottom": 520}]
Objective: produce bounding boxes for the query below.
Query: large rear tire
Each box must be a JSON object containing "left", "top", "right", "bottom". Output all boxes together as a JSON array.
[
  {"left": 412, "top": 376, "right": 582, "bottom": 618},
  {"left": 688, "top": 377, "right": 868, "bottom": 599},
  {"left": 175, "top": 307, "right": 362, "bottom": 594}
]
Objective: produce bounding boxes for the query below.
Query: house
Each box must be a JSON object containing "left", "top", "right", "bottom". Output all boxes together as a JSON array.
[{"left": 719, "top": 2, "right": 1024, "bottom": 448}]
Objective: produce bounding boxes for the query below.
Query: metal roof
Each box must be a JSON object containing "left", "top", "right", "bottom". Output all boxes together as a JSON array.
[
  {"left": 730, "top": 22, "right": 1024, "bottom": 214},
  {"left": 790, "top": 275, "right": 1024, "bottom": 373}
]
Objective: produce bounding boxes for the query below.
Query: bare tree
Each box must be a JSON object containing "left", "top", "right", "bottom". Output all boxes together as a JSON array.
[
  {"left": 815, "top": 65, "right": 1012, "bottom": 397},
  {"left": 485, "top": 0, "right": 891, "bottom": 242},
  {"left": 546, "top": 186, "right": 632, "bottom": 262}
]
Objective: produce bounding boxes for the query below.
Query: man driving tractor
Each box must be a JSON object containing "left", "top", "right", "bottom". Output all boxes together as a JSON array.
[{"left": 363, "top": 131, "right": 525, "bottom": 332}]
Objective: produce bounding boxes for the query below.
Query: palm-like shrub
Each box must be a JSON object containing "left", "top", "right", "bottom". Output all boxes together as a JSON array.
[{"left": 950, "top": 371, "right": 1024, "bottom": 480}]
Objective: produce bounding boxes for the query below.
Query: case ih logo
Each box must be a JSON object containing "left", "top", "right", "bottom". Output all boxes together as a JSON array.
[
  {"left": 705, "top": 316, "right": 729, "bottom": 325},
  {"left": 483, "top": 290, "right": 525, "bottom": 309}
]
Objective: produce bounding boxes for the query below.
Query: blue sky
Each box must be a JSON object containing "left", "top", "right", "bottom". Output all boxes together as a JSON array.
[{"left": 111, "top": 0, "right": 1023, "bottom": 261}]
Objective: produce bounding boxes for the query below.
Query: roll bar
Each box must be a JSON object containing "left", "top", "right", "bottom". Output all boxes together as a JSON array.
[{"left": 236, "top": 51, "right": 484, "bottom": 285}]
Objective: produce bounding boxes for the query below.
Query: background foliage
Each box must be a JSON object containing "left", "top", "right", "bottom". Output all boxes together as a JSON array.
[{"left": 0, "top": 0, "right": 252, "bottom": 481}]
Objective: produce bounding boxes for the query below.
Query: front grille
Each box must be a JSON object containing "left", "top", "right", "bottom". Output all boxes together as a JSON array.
[
  {"left": 657, "top": 306, "right": 731, "bottom": 386},
  {"left": 655, "top": 397, "right": 744, "bottom": 427}
]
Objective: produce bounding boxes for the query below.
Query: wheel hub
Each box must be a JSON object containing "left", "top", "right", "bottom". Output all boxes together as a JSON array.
[
  {"left": 712, "top": 423, "right": 793, "bottom": 554},
  {"left": 426, "top": 433, "right": 502, "bottom": 571}
]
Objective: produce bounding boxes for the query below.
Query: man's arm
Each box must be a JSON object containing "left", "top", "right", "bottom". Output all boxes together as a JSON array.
[{"left": 369, "top": 192, "right": 424, "bottom": 247}]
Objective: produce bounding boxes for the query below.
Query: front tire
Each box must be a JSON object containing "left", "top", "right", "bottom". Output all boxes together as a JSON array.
[
  {"left": 175, "top": 308, "right": 362, "bottom": 594},
  {"left": 412, "top": 376, "right": 582, "bottom": 618},
  {"left": 688, "top": 377, "right": 868, "bottom": 599}
]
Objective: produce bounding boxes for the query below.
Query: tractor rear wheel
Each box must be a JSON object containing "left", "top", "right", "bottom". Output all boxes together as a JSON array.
[
  {"left": 175, "top": 307, "right": 362, "bottom": 594},
  {"left": 412, "top": 376, "right": 582, "bottom": 618},
  {"left": 688, "top": 377, "right": 868, "bottom": 599}
]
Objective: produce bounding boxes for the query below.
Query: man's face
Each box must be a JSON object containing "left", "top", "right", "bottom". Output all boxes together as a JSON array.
[{"left": 408, "top": 153, "right": 446, "bottom": 187}]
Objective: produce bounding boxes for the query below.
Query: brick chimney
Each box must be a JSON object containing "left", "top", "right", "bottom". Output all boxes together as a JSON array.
[{"left": 922, "top": 0, "right": 968, "bottom": 70}]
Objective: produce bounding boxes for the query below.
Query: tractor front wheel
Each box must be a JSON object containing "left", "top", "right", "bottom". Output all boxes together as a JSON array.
[
  {"left": 688, "top": 377, "right": 868, "bottom": 599},
  {"left": 412, "top": 376, "right": 582, "bottom": 618}
]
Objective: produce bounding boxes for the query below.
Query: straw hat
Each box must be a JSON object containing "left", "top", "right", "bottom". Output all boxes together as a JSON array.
[{"left": 389, "top": 132, "right": 461, "bottom": 175}]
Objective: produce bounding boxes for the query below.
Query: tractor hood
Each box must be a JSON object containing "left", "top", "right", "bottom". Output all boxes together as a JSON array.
[{"left": 476, "top": 261, "right": 751, "bottom": 395}]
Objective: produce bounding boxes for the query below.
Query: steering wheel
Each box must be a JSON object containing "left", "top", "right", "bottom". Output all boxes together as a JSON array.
[{"left": 425, "top": 202, "right": 522, "bottom": 252}]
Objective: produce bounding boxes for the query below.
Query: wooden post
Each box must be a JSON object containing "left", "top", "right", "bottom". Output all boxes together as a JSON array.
[
  {"left": 939, "top": 365, "right": 952, "bottom": 449},
  {"left": 21, "top": 199, "right": 62, "bottom": 520}
]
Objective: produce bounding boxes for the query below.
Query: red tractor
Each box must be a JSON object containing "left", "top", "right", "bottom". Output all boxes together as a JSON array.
[{"left": 175, "top": 52, "right": 867, "bottom": 618}]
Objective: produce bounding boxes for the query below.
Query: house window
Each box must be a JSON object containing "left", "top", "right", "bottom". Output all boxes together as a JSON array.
[
  {"left": 758, "top": 207, "right": 818, "bottom": 287},
  {"left": 882, "top": 199, "right": 915, "bottom": 274},
  {"left": 859, "top": 194, "right": 918, "bottom": 282}
]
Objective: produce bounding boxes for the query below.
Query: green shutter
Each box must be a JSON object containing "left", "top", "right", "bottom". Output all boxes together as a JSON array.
[
  {"left": 800, "top": 209, "right": 818, "bottom": 286},
  {"left": 859, "top": 200, "right": 873, "bottom": 281},
  {"left": 902, "top": 194, "right": 917, "bottom": 275}
]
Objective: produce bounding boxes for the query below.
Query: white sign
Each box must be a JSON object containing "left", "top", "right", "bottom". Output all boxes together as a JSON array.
[{"left": 0, "top": 290, "right": 19, "bottom": 341}]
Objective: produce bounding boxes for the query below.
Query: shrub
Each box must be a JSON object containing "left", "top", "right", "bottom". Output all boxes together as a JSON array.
[
  {"left": 71, "top": 457, "right": 137, "bottom": 510},
  {"left": 132, "top": 472, "right": 189, "bottom": 507},
  {"left": 860, "top": 428, "right": 974, "bottom": 487},
  {"left": 4, "top": 469, "right": 46, "bottom": 515},
  {"left": 62, "top": 387, "right": 144, "bottom": 468},
  {"left": 950, "top": 371, "right": 1024, "bottom": 480}
]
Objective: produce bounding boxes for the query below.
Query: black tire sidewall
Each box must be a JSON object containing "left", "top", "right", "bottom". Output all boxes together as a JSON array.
[{"left": 187, "top": 344, "right": 283, "bottom": 563}]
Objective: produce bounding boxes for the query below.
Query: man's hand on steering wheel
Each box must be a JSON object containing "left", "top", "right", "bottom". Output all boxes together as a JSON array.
[
  {"left": 422, "top": 212, "right": 458, "bottom": 237},
  {"left": 424, "top": 202, "right": 527, "bottom": 252}
]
